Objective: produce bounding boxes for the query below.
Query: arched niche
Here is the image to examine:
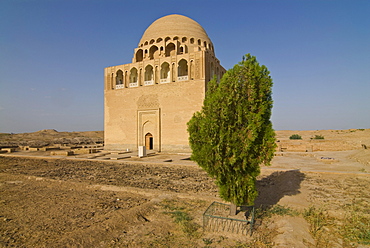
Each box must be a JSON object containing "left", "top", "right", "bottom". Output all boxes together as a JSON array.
[
  {"left": 165, "top": 43, "right": 176, "bottom": 57},
  {"left": 144, "top": 65, "right": 154, "bottom": 84},
  {"left": 149, "top": 45, "right": 159, "bottom": 59},
  {"left": 160, "top": 62, "right": 170, "bottom": 83},
  {"left": 136, "top": 49, "right": 143, "bottom": 62},
  {"left": 130, "top": 68, "right": 138, "bottom": 85},
  {"left": 116, "top": 70, "right": 124, "bottom": 86},
  {"left": 178, "top": 59, "right": 188, "bottom": 80}
]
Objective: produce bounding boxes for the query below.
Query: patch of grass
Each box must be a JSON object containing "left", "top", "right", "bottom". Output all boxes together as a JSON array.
[
  {"left": 202, "top": 237, "right": 213, "bottom": 245},
  {"left": 169, "top": 210, "right": 200, "bottom": 236},
  {"left": 270, "top": 204, "right": 299, "bottom": 216},
  {"left": 303, "top": 204, "right": 370, "bottom": 247},
  {"left": 161, "top": 201, "right": 185, "bottom": 211},
  {"left": 342, "top": 208, "right": 370, "bottom": 245},
  {"left": 303, "top": 206, "right": 334, "bottom": 247},
  {"left": 303, "top": 206, "right": 330, "bottom": 236},
  {"left": 259, "top": 204, "right": 299, "bottom": 218},
  {"left": 245, "top": 205, "right": 294, "bottom": 247},
  {"left": 161, "top": 199, "right": 201, "bottom": 238}
]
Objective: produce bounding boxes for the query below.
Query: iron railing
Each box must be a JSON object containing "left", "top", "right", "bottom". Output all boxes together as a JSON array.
[{"left": 203, "top": 201, "right": 254, "bottom": 236}]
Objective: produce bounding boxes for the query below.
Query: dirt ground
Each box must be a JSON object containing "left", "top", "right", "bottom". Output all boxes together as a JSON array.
[{"left": 1, "top": 129, "right": 370, "bottom": 247}]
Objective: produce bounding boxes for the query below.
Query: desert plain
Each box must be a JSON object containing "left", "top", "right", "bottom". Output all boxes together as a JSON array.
[{"left": 0, "top": 129, "right": 369, "bottom": 247}]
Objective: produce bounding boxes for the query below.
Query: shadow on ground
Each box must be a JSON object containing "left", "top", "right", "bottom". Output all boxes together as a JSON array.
[{"left": 254, "top": 170, "right": 305, "bottom": 207}]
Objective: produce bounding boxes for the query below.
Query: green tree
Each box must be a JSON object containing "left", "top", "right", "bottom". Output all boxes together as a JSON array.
[{"left": 187, "top": 54, "right": 276, "bottom": 210}]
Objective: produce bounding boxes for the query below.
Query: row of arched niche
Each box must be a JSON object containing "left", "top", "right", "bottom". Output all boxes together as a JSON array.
[
  {"left": 111, "top": 59, "right": 221, "bottom": 89},
  {"left": 136, "top": 36, "right": 214, "bottom": 62},
  {"left": 113, "top": 60, "right": 188, "bottom": 88}
]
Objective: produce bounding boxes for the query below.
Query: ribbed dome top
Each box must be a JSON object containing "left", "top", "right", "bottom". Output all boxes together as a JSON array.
[{"left": 139, "top": 14, "right": 211, "bottom": 45}]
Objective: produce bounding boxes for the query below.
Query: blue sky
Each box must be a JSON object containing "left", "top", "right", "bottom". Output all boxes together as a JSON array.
[{"left": 1, "top": 0, "right": 369, "bottom": 133}]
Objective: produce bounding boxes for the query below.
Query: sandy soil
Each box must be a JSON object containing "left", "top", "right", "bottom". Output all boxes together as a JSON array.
[{"left": 1, "top": 129, "right": 369, "bottom": 247}]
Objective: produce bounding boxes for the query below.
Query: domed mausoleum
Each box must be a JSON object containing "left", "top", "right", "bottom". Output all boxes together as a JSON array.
[{"left": 104, "top": 14, "right": 225, "bottom": 152}]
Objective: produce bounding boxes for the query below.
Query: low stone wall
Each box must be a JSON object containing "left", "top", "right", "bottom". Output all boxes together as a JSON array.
[
  {"left": 0, "top": 148, "right": 16, "bottom": 153},
  {"left": 50, "top": 150, "right": 74, "bottom": 156},
  {"left": 277, "top": 140, "right": 359, "bottom": 152},
  {"left": 74, "top": 148, "right": 98, "bottom": 154}
]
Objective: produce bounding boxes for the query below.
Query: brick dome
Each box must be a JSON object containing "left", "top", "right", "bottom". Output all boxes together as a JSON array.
[{"left": 139, "top": 14, "right": 211, "bottom": 47}]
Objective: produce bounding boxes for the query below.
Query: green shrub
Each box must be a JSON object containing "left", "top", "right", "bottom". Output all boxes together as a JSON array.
[
  {"left": 313, "top": 135, "right": 324, "bottom": 140},
  {"left": 289, "top": 134, "right": 302, "bottom": 140}
]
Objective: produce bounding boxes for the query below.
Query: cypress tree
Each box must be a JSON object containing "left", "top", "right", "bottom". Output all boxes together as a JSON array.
[{"left": 187, "top": 54, "right": 276, "bottom": 209}]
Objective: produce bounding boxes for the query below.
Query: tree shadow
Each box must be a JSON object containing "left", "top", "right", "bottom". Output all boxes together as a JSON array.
[{"left": 254, "top": 169, "right": 305, "bottom": 207}]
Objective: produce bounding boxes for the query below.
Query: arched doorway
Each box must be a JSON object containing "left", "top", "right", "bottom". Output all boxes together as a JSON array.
[
  {"left": 145, "top": 133, "right": 153, "bottom": 150},
  {"left": 139, "top": 110, "right": 160, "bottom": 152}
]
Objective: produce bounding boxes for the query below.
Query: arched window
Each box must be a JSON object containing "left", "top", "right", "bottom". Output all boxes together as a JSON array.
[
  {"left": 136, "top": 49, "right": 143, "bottom": 62},
  {"left": 204, "top": 41, "right": 207, "bottom": 48},
  {"left": 110, "top": 73, "right": 114, "bottom": 90},
  {"left": 125, "top": 71, "right": 128, "bottom": 87},
  {"left": 130, "top": 68, "right": 138, "bottom": 87},
  {"left": 171, "top": 63, "right": 176, "bottom": 82},
  {"left": 216, "top": 67, "right": 220, "bottom": 82},
  {"left": 149, "top": 45, "right": 159, "bottom": 59},
  {"left": 179, "top": 45, "right": 188, "bottom": 54},
  {"left": 165, "top": 43, "right": 176, "bottom": 57},
  {"left": 139, "top": 68, "right": 142, "bottom": 86},
  {"left": 144, "top": 65, "right": 154, "bottom": 85},
  {"left": 182, "top": 37, "right": 187, "bottom": 43},
  {"left": 116, "top": 70, "right": 123, "bottom": 88},
  {"left": 144, "top": 41, "right": 148, "bottom": 46},
  {"left": 190, "top": 60, "right": 194, "bottom": 80},
  {"left": 157, "top": 38, "right": 163, "bottom": 43},
  {"left": 178, "top": 59, "right": 188, "bottom": 81},
  {"left": 190, "top": 38, "right": 194, "bottom": 44},
  {"left": 160, "top": 62, "right": 170, "bottom": 83},
  {"left": 155, "top": 66, "right": 159, "bottom": 84},
  {"left": 149, "top": 39, "right": 155, "bottom": 44},
  {"left": 210, "top": 62, "right": 215, "bottom": 79}
]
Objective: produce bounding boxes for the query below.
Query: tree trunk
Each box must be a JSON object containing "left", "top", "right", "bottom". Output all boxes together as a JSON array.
[{"left": 229, "top": 203, "right": 237, "bottom": 216}]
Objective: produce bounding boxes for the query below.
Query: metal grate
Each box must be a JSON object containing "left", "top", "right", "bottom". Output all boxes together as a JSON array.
[{"left": 203, "top": 201, "right": 254, "bottom": 236}]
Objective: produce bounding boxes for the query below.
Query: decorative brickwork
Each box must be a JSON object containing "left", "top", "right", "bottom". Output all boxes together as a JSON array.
[{"left": 104, "top": 14, "right": 226, "bottom": 152}]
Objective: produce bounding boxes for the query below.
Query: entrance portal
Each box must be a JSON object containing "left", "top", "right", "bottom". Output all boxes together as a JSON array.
[{"left": 145, "top": 133, "right": 153, "bottom": 150}]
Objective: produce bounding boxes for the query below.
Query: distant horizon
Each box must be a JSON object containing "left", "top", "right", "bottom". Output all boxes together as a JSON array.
[
  {"left": 1, "top": 1, "right": 369, "bottom": 133},
  {"left": 2, "top": 127, "right": 369, "bottom": 135}
]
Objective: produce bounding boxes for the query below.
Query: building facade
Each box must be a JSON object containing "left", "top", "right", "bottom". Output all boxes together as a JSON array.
[{"left": 104, "top": 14, "right": 225, "bottom": 153}]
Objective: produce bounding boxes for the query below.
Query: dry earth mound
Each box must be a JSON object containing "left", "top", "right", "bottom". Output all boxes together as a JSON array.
[{"left": 0, "top": 130, "right": 103, "bottom": 148}]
